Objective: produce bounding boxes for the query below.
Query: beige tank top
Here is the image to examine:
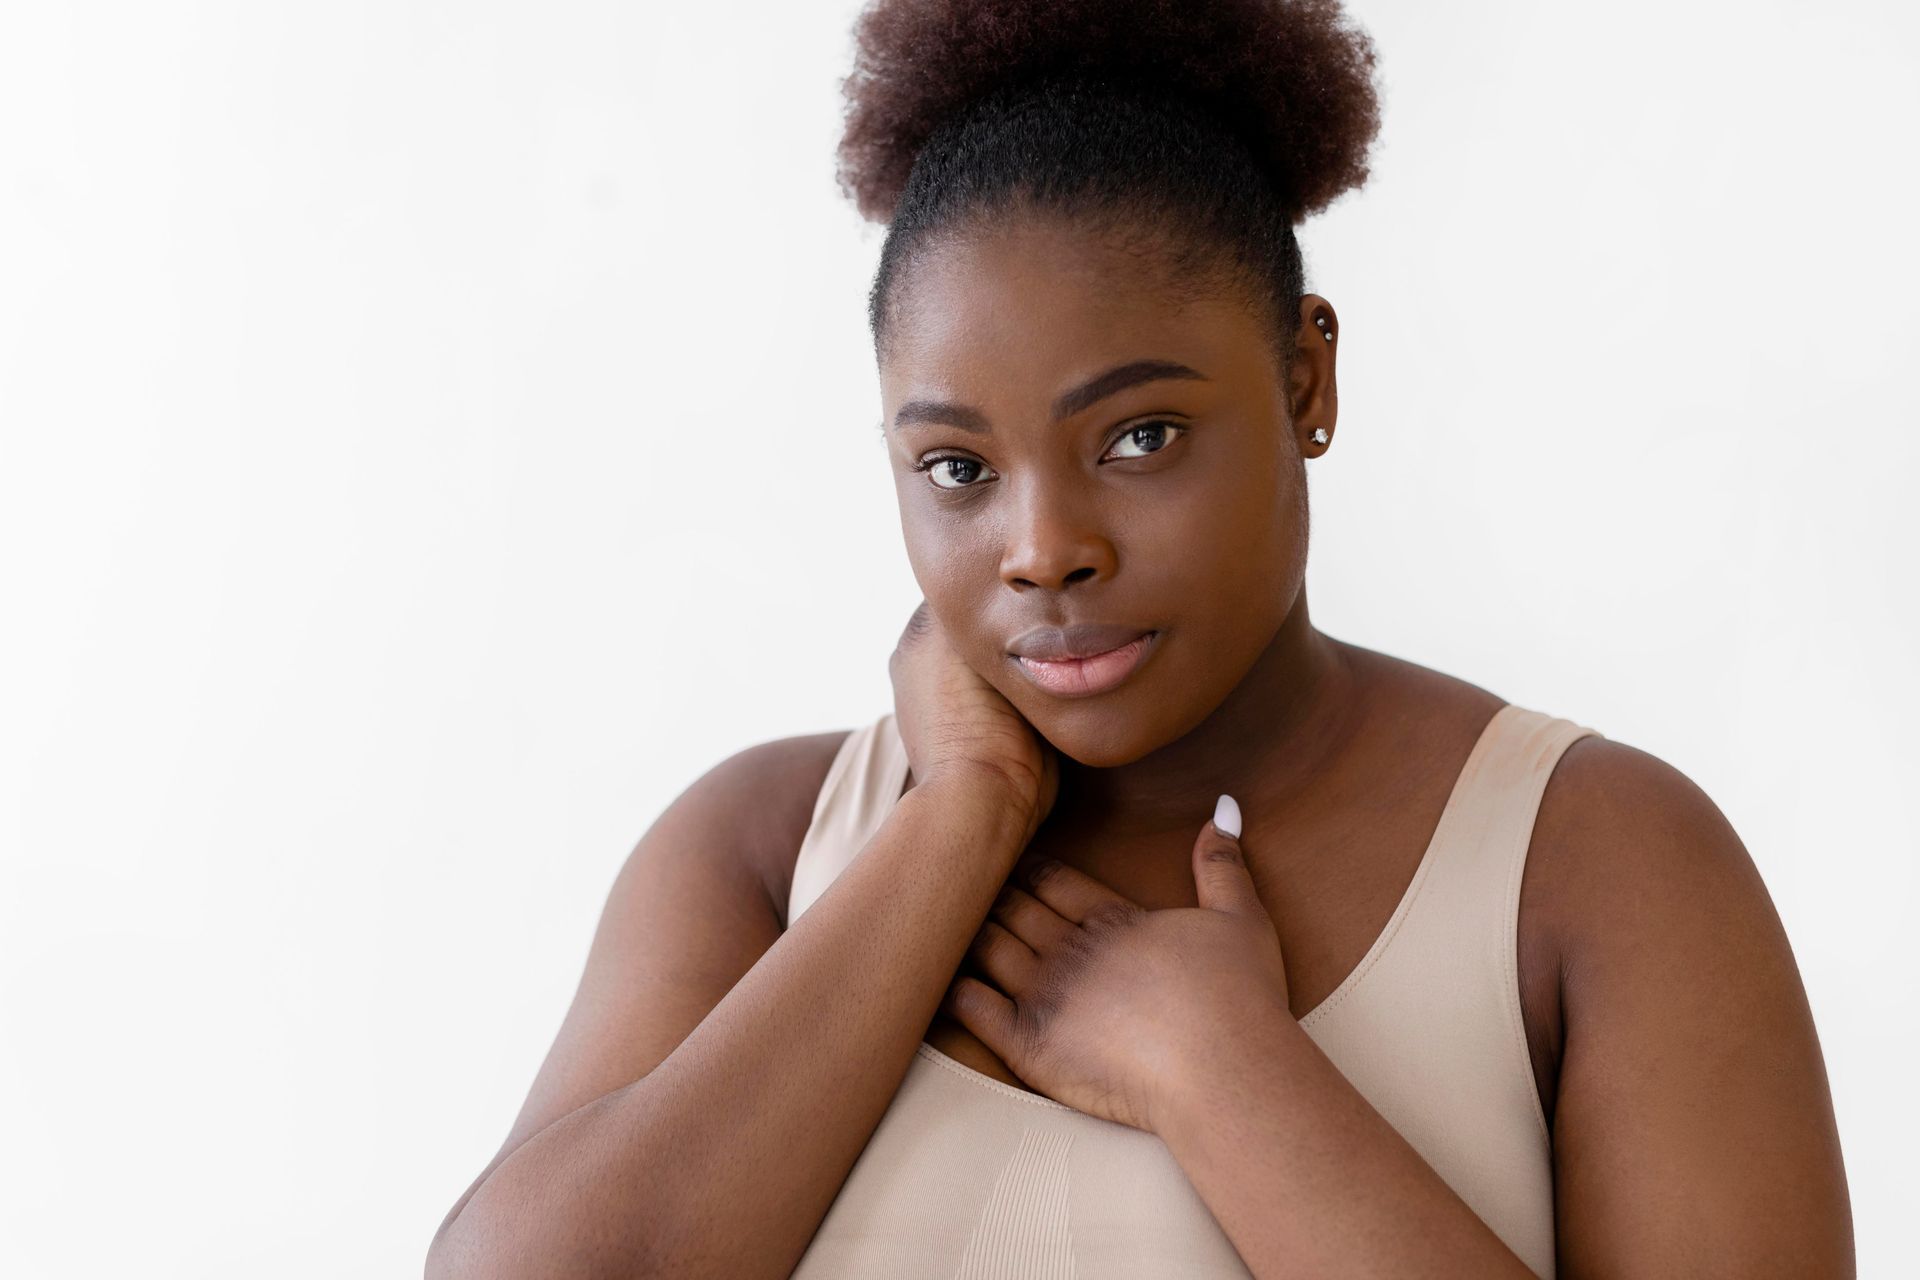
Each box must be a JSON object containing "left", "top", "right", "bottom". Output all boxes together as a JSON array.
[{"left": 786, "top": 701, "right": 1599, "bottom": 1278}]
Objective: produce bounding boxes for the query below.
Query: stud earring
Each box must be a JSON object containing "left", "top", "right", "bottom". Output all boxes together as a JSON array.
[
  {"left": 1310, "top": 428, "right": 1329, "bottom": 446},
  {"left": 1315, "top": 315, "right": 1332, "bottom": 341}
]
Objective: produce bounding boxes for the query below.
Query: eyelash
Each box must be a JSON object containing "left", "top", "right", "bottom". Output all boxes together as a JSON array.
[{"left": 910, "top": 419, "right": 1189, "bottom": 492}]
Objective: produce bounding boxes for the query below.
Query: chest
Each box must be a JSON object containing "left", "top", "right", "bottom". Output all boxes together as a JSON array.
[{"left": 923, "top": 781, "right": 1570, "bottom": 1126}]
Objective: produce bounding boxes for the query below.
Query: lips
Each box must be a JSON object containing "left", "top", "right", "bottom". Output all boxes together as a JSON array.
[
  {"left": 1007, "top": 622, "right": 1156, "bottom": 661},
  {"left": 1007, "top": 624, "right": 1159, "bottom": 698}
]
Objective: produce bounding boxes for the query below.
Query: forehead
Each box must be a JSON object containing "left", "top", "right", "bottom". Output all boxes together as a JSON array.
[{"left": 879, "top": 216, "right": 1272, "bottom": 406}]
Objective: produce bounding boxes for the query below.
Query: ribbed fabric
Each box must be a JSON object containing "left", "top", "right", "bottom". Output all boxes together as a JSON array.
[{"left": 787, "top": 702, "right": 1599, "bottom": 1278}]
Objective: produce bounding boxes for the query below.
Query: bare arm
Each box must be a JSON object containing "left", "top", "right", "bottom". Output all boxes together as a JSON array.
[
  {"left": 424, "top": 742, "right": 1035, "bottom": 1279},
  {"left": 1548, "top": 740, "right": 1854, "bottom": 1276}
]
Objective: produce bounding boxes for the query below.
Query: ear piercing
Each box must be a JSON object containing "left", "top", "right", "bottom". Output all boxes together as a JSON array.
[{"left": 1309, "top": 316, "right": 1333, "bottom": 451}]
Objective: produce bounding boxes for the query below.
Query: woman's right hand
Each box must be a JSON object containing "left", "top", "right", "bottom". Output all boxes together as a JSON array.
[{"left": 889, "top": 600, "right": 1059, "bottom": 836}]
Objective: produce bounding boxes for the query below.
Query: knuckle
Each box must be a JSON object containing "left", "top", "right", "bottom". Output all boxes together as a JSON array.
[
  {"left": 1201, "top": 835, "right": 1243, "bottom": 863},
  {"left": 1056, "top": 929, "right": 1099, "bottom": 964},
  {"left": 1085, "top": 901, "right": 1140, "bottom": 932},
  {"left": 1024, "top": 858, "right": 1063, "bottom": 888},
  {"left": 975, "top": 923, "right": 1019, "bottom": 965}
]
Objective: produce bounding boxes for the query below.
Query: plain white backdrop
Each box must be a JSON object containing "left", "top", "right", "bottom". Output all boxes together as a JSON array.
[{"left": 2, "top": 1, "right": 1914, "bottom": 1275}]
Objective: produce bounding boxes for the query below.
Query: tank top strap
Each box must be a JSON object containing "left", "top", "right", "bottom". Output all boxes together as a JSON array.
[
  {"left": 1404, "top": 703, "right": 1604, "bottom": 974},
  {"left": 787, "top": 711, "right": 910, "bottom": 927},
  {"left": 1300, "top": 701, "right": 1603, "bottom": 1143}
]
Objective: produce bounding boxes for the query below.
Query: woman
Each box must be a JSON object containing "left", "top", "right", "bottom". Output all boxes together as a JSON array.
[{"left": 427, "top": 1, "right": 1853, "bottom": 1275}]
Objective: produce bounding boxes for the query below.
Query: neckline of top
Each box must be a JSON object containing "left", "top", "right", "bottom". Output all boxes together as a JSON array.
[
  {"left": 874, "top": 700, "right": 1527, "bottom": 1101},
  {"left": 1296, "top": 700, "right": 1520, "bottom": 1028},
  {"left": 912, "top": 1040, "right": 1078, "bottom": 1112}
]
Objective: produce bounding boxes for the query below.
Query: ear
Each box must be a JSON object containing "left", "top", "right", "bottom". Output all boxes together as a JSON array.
[
  {"left": 1192, "top": 794, "right": 1263, "bottom": 917},
  {"left": 1291, "top": 293, "right": 1339, "bottom": 458}
]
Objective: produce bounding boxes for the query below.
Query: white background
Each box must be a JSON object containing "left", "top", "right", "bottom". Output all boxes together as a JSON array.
[{"left": 3, "top": 1, "right": 1914, "bottom": 1275}]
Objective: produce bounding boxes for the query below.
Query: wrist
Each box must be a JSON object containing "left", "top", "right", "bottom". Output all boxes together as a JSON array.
[
  {"left": 913, "top": 762, "right": 1042, "bottom": 826},
  {"left": 894, "top": 770, "right": 1040, "bottom": 857},
  {"left": 1153, "top": 998, "right": 1308, "bottom": 1143}
]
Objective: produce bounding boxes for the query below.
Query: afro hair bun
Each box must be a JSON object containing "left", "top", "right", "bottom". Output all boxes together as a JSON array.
[{"left": 836, "top": 0, "right": 1385, "bottom": 225}]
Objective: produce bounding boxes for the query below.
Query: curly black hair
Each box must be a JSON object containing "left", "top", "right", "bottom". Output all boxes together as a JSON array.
[{"left": 836, "top": 0, "right": 1384, "bottom": 371}]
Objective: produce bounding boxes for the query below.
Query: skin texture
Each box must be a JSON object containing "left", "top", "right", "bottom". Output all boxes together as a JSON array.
[{"left": 875, "top": 207, "right": 1855, "bottom": 1274}]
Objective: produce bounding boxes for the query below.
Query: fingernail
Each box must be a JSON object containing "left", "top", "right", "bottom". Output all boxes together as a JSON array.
[{"left": 1213, "top": 793, "right": 1242, "bottom": 839}]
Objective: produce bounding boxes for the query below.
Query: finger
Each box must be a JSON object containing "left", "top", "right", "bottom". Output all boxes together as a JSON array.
[
  {"left": 965, "top": 919, "right": 1040, "bottom": 996},
  {"left": 988, "top": 884, "right": 1075, "bottom": 950},
  {"left": 1017, "top": 855, "right": 1140, "bottom": 926},
  {"left": 1193, "top": 793, "right": 1263, "bottom": 916},
  {"left": 940, "top": 974, "right": 1020, "bottom": 1063}
]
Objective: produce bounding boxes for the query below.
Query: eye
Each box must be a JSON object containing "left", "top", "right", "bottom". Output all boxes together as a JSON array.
[
  {"left": 914, "top": 454, "right": 998, "bottom": 491},
  {"left": 1104, "top": 420, "right": 1186, "bottom": 461}
]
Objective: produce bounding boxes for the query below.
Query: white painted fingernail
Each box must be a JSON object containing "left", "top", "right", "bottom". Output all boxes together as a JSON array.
[{"left": 1213, "top": 793, "right": 1242, "bottom": 839}]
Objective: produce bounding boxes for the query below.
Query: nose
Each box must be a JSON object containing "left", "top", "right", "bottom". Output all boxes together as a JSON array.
[{"left": 998, "top": 480, "right": 1118, "bottom": 592}]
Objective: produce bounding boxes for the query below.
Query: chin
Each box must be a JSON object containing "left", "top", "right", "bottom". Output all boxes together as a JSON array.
[{"left": 1016, "top": 695, "right": 1166, "bottom": 769}]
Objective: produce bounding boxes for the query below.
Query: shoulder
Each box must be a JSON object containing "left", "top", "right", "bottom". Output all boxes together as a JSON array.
[
  {"left": 1338, "top": 643, "right": 1768, "bottom": 928},
  {"left": 1523, "top": 729, "right": 1781, "bottom": 1025},
  {"left": 1338, "top": 638, "right": 1759, "bottom": 911},
  {"left": 1527, "top": 730, "right": 1769, "bottom": 956},
  {"left": 1521, "top": 728, "right": 1815, "bottom": 1084},
  {"left": 676, "top": 728, "right": 856, "bottom": 927}
]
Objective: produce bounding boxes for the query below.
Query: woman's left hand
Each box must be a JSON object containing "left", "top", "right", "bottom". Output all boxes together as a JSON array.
[{"left": 939, "top": 794, "right": 1294, "bottom": 1134}]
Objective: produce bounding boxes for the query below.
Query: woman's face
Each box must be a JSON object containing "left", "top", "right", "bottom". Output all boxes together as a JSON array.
[{"left": 878, "top": 212, "right": 1332, "bottom": 767}]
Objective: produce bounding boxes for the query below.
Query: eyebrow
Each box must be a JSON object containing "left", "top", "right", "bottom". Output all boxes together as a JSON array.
[{"left": 891, "top": 359, "right": 1209, "bottom": 434}]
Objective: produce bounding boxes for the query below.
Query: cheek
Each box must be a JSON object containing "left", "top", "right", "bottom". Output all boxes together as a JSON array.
[
  {"left": 1147, "top": 458, "right": 1303, "bottom": 664},
  {"left": 903, "top": 531, "right": 1021, "bottom": 687},
  {"left": 894, "top": 480, "right": 942, "bottom": 585},
  {"left": 899, "top": 506, "right": 991, "bottom": 618},
  {"left": 1160, "top": 451, "right": 1300, "bottom": 585}
]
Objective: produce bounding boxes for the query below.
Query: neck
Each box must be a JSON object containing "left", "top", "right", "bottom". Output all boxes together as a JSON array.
[{"left": 1049, "top": 591, "right": 1365, "bottom": 839}]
